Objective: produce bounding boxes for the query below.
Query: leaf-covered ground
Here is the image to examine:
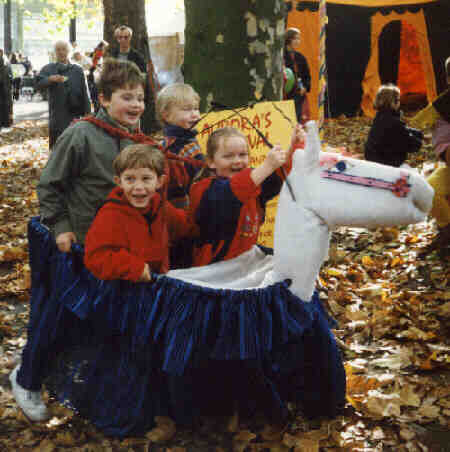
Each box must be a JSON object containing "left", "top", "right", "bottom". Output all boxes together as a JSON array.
[{"left": 0, "top": 118, "right": 449, "bottom": 452}]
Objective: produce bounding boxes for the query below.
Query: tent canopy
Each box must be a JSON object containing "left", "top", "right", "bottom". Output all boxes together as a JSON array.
[
  {"left": 300, "top": 0, "right": 436, "bottom": 5},
  {"left": 285, "top": 0, "right": 448, "bottom": 118}
]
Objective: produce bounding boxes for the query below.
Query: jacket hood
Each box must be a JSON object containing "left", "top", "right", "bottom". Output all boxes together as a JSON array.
[
  {"left": 103, "top": 186, "right": 162, "bottom": 217},
  {"left": 164, "top": 123, "right": 198, "bottom": 140}
]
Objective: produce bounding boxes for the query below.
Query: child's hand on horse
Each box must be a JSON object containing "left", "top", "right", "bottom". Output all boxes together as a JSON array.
[
  {"left": 139, "top": 263, "right": 152, "bottom": 282},
  {"left": 56, "top": 232, "right": 76, "bottom": 253},
  {"left": 266, "top": 145, "right": 288, "bottom": 170},
  {"left": 289, "top": 123, "right": 305, "bottom": 154}
]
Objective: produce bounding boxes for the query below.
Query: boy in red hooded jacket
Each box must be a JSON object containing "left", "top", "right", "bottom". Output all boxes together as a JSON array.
[{"left": 84, "top": 143, "right": 193, "bottom": 281}]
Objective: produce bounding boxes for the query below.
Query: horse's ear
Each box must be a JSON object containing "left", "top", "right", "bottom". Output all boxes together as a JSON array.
[{"left": 304, "top": 121, "right": 321, "bottom": 169}]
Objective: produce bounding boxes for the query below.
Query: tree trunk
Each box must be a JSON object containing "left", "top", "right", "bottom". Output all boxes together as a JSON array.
[
  {"left": 69, "top": 1, "right": 77, "bottom": 46},
  {"left": 184, "top": 0, "right": 286, "bottom": 111},
  {"left": 102, "top": 0, "right": 158, "bottom": 133},
  {"left": 4, "top": 0, "right": 12, "bottom": 55},
  {"left": 103, "top": 0, "right": 150, "bottom": 60},
  {"left": 17, "top": 5, "right": 24, "bottom": 53}
]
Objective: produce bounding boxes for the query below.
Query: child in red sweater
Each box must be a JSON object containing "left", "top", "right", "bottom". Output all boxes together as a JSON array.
[
  {"left": 189, "top": 125, "right": 304, "bottom": 266},
  {"left": 84, "top": 143, "right": 193, "bottom": 281},
  {"left": 90, "top": 40, "right": 108, "bottom": 71}
]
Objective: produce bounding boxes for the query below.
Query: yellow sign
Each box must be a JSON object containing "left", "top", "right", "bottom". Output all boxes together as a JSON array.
[{"left": 196, "top": 100, "right": 297, "bottom": 247}]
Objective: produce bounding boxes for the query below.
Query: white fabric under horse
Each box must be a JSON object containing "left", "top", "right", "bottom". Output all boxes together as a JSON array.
[{"left": 169, "top": 121, "right": 434, "bottom": 302}]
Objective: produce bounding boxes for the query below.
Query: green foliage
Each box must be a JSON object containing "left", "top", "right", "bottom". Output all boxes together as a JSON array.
[
  {"left": 45, "top": 0, "right": 102, "bottom": 28},
  {"left": 13, "top": 0, "right": 102, "bottom": 31}
]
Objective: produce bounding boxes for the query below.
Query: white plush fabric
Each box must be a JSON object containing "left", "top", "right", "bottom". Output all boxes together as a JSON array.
[
  {"left": 169, "top": 121, "right": 434, "bottom": 302},
  {"left": 168, "top": 246, "right": 275, "bottom": 290}
]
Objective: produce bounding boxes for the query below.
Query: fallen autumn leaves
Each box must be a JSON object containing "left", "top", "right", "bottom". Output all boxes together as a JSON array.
[{"left": 0, "top": 118, "right": 448, "bottom": 451}]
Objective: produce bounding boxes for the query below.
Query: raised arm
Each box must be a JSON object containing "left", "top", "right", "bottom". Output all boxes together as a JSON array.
[{"left": 250, "top": 145, "right": 288, "bottom": 186}]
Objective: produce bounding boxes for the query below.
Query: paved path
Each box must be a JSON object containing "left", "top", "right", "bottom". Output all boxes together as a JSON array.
[{"left": 13, "top": 96, "right": 49, "bottom": 123}]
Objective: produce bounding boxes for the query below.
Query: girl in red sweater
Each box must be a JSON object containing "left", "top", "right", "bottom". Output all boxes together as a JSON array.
[
  {"left": 84, "top": 144, "right": 193, "bottom": 281},
  {"left": 189, "top": 126, "right": 304, "bottom": 266}
]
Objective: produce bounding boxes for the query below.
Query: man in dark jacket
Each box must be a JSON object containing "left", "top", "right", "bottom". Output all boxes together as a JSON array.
[
  {"left": 36, "top": 41, "right": 91, "bottom": 148},
  {"left": 109, "top": 25, "right": 146, "bottom": 73},
  {"left": 108, "top": 25, "right": 158, "bottom": 134}
]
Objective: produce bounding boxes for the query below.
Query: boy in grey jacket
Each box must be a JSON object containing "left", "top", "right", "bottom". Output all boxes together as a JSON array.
[{"left": 10, "top": 58, "right": 147, "bottom": 421}]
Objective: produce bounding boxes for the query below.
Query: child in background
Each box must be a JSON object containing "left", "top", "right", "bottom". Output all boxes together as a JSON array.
[
  {"left": 90, "top": 40, "right": 108, "bottom": 72},
  {"left": 9, "top": 58, "right": 147, "bottom": 422},
  {"left": 189, "top": 125, "right": 304, "bottom": 267},
  {"left": 88, "top": 40, "right": 109, "bottom": 112},
  {"left": 72, "top": 50, "right": 91, "bottom": 71},
  {"left": 84, "top": 144, "right": 193, "bottom": 281},
  {"left": 364, "top": 84, "right": 423, "bottom": 168},
  {"left": 156, "top": 83, "right": 204, "bottom": 209},
  {"left": 284, "top": 27, "right": 311, "bottom": 124}
]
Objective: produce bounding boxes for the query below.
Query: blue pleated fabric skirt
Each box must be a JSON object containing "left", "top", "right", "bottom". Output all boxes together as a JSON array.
[{"left": 22, "top": 217, "right": 346, "bottom": 437}]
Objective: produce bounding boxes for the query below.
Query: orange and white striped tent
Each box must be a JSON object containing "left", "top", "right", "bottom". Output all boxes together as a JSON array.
[{"left": 285, "top": 0, "right": 448, "bottom": 118}]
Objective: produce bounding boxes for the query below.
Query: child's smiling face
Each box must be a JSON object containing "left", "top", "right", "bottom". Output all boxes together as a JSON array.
[
  {"left": 208, "top": 136, "right": 249, "bottom": 178},
  {"left": 162, "top": 101, "right": 200, "bottom": 130},
  {"left": 100, "top": 84, "right": 145, "bottom": 129},
  {"left": 114, "top": 167, "right": 163, "bottom": 211}
]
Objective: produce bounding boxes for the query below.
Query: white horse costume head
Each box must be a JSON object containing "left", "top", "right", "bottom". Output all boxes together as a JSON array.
[
  {"left": 169, "top": 121, "right": 434, "bottom": 302},
  {"left": 272, "top": 121, "right": 433, "bottom": 300}
]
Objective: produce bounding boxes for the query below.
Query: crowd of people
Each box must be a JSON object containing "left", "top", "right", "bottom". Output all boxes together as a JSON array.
[
  {"left": 3, "top": 20, "right": 449, "bottom": 438},
  {"left": 0, "top": 26, "right": 142, "bottom": 132}
]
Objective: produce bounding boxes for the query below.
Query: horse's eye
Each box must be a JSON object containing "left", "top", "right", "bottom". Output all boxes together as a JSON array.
[{"left": 336, "top": 161, "right": 346, "bottom": 172}]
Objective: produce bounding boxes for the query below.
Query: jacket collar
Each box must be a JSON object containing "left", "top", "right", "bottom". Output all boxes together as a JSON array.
[
  {"left": 164, "top": 123, "right": 198, "bottom": 141},
  {"left": 54, "top": 62, "right": 73, "bottom": 73}
]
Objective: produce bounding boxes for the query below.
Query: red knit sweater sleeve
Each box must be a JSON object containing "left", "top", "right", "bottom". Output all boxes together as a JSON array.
[
  {"left": 92, "top": 49, "right": 103, "bottom": 68},
  {"left": 189, "top": 178, "right": 210, "bottom": 212},
  {"left": 84, "top": 208, "right": 146, "bottom": 282},
  {"left": 165, "top": 202, "right": 197, "bottom": 241},
  {"left": 230, "top": 168, "right": 261, "bottom": 203}
]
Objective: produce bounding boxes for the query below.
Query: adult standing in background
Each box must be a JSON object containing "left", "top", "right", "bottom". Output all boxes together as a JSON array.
[
  {"left": 9, "top": 53, "right": 22, "bottom": 101},
  {"left": 72, "top": 50, "right": 92, "bottom": 71},
  {"left": 22, "top": 56, "right": 33, "bottom": 76},
  {"left": 108, "top": 25, "right": 158, "bottom": 133},
  {"left": 284, "top": 27, "right": 311, "bottom": 124},
  {"left": 36, "top": 41, "right": 91, "bottom": 149},
  {"left": 108, "top": 25, "right": 146, "bottom": 73},
  {"left": 0, "top": 49, "right": 13, "bottom": 130}
]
